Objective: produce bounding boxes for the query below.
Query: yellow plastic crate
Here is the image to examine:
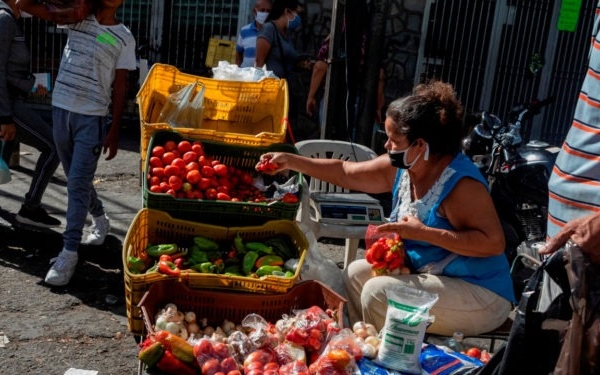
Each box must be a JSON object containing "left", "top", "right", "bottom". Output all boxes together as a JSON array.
[
  {"left": 123, "top": 208, "right": 309, "bottom": 335},
  {"left": 205, "top": 38, "right": 236, "bottom": 67},
  {"left": 136, "top": 64, "right": 289, "bottom": 172}
]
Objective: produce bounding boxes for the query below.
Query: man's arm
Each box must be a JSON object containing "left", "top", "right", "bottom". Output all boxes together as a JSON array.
[
  {"left": 16, "top": 0, "right": 54, "bottom": 21},
  {"left": 540, "top": 212, "right": 600, "bottom": 264},
  {"left": 306, "top": 60, "right": 327, "bottom": 116}
]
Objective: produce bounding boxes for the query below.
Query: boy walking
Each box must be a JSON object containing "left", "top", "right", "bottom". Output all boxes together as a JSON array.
[{"left": 17, "top": 0, "right": 136, "bottom": 286}]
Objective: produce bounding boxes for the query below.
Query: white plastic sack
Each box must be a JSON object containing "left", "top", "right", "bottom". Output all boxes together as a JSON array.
[{"left": 298, "top": 222, "right": 346, "bottom": 299}]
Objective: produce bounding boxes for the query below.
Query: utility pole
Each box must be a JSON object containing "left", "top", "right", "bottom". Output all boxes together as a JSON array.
[
  {"left": 322, "top": 0, "right": 365, "bottom": 141},
  {"left": 355, "top": 0, "right": 389, "bottom": 146}
]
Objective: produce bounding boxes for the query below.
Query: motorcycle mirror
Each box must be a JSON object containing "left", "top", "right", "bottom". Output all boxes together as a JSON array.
[
  {"left": 474, "top": 124, "right": 492, "bottom": 139},
  {"left": 482, "top": 112, "right": 502, "bottom": 132}
]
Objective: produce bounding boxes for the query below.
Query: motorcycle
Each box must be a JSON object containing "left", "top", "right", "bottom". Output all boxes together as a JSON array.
[{"left": 462, "top": 97, "right": 560, "bottom": 271}]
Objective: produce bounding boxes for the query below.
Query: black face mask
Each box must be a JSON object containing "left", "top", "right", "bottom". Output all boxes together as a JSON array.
[
  {"left": 388, "top": 143, "right": 428, "bottom": 169},
  {"left": 388, "top": 149, "right": 411, "bottom": 169}
]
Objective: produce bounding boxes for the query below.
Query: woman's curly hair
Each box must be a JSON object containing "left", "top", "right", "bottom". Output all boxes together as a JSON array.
[{"left": 386, "top": 80, "right": 464, "bottom": 155}]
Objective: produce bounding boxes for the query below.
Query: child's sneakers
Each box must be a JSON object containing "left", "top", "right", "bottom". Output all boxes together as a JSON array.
[
  {"left": 44, "top": 248, "right": 78, "bottom": 286},
  {"left": 83, "top": 214, "right": 110, "bottom": 246}
]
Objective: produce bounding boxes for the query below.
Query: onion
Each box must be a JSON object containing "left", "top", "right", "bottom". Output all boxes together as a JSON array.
[
  {"left": 362, "top": 343, "right": 377, "bottom": 358},
  {"left": 365, "top": 324, "right": 378, "bottom": 337},
  {"left": 365, "top": 336, "right": 381, "bottom": 348},
  {"left": 185, "top": 311, "right": 196, "bottom": 323},
  {"left": 187, "top": 322, "right": 200, "bottom": 334},
  {"left": 165, "top": 322, "right": 180, "bottom": 335},
  {"left": 353, "top": 321, "right": 367, "bottom": 332},
  {"left": 203, "top": 326, "right": 215, "bottom": 337}
]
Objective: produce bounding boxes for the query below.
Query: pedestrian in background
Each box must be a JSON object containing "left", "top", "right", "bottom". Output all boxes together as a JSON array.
[
  {"left": 17, "top": 0, "right": 137, "bottom": 286},
  {"left": 0, "top": 0, "right": 61, "bottom": 229},
  {"left": 545, "top": 0, "right": 600, "bottom": 239},
  {"left": 235, "top": 0, "right": 272, "bottom": 68}
]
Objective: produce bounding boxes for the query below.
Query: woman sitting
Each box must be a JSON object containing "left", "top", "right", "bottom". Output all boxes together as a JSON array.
[{"left": 256, "top": 80, "right": 515, "bottom": 336}]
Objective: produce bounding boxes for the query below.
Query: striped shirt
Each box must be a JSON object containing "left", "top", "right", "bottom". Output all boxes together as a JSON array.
[
  {"left": 52, "top": 15, "right": 136, "bottom": 116},
  {"left": 547, "top": 3, "right": 600, "bottom": 237},
  {"left": 236, "top": 22, "right": 260, "bottom": 68}
]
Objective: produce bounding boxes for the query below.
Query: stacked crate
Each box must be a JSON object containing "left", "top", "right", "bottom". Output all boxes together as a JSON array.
[{"left": 124, "top": 64, "right": 320, "bottom": 336}]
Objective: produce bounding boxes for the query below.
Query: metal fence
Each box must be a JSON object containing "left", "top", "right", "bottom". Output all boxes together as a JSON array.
[{"left": 415, "top": 0, "right": 595, "bottom": 145}]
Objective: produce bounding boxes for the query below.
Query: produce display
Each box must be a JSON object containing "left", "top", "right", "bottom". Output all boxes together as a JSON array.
[
  {"left": 138, "top": 301, "right": 383, "bottom": 375},
  {"left": 127, "top": 233, "right": 299, "bottom": 278},
  {"left": 146, "top": 138, "right": 298, "bottom": 204}
]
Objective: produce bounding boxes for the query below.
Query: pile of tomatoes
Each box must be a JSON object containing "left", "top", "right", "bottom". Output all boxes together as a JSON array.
[{"left": 147, "top": 139, "right": 266, "bottom": 202}]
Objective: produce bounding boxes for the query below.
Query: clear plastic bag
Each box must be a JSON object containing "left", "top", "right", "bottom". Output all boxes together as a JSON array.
[{"left": 158, "top": 81, "right": 205, "bottom": 128}]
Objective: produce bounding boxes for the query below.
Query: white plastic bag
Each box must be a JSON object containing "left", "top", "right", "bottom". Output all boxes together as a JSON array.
[
  {"left": 157, "top": 81, "right": 205, "bottom": 128},
  {"left": 0, "top": 142, "right": 12, "bottom": 185}
]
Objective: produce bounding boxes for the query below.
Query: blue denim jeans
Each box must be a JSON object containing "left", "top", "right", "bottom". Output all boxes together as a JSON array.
[{"left": 52, "top": 107, "right": 107, "bottom": 252}]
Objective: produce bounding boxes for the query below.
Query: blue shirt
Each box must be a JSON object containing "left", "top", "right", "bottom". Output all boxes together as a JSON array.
[
  {"left": 390, "top": 153, "right": 516, "bottom": 303},
  {"left": 236, "top": 22, "right": 259, "bottom": 68}
]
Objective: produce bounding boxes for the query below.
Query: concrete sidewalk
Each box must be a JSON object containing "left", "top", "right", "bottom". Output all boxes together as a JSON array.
[{"left": 0, "top": 120, "right": 142, "bottom": 247}]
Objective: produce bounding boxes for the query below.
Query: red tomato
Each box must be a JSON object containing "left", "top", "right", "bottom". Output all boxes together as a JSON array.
[
  {"left": 177, "top": 140, "right": 192, "bottom": 154},
  {"left": 244, "top": 350, "right": 275, "bottom": 366},
  {"left": 465, "top": 347, "right": 482, "bottom": 359},
  {"left": 240, "top": 173, "right": 254, "bottom": 186},
  {"left": 149, "top": 156, "right": 163, "bottom": 168},
  {"left": 162, "top": 151, "right": 175, "bottom": 165},
  {"left": 244, "top": 362, "right": 264, "bottom": 371},
  {"left": 149, "top": 176, "right": 161, "bottom": 187},
  {"left": 149, "top": 185, "right": 162, "bottom": 193},
  {"left": 191, "top": 142, "right": 204, "bottom": 154},
  {"left": 216, "top": 185, "right": 229, "bottom": 194},
  {"left": 198, "top": 177, "right": 211, "bottom": 190},
  {"left": 211, "top": 159, "right": 221, "bottom": 166},
  {"left": 182, "top": 151, "right": 198, "bottom": 164},
  {"left": 168, "top": 175, "right": 183, "bottom": 191},
  {"left": 213, "top": 164, "right": 228, "bottom": 176},
  {"left": 166, "top": 188, "right": 176, "bottom": 196},
  {"left": 187, "top": 169, "right": 201, "bottom": 184},
  {"left": 245, "top": 370, "right": 263, "bottom": 375},
  {"left": 205, "top": 188, "right": 217, "bottom": 200},
  {"left": 151, "top": 167, "right": 165, "bottom": 179},
  {"left": 201, "top": 358, "right": 222, "bottom": 375},
  {"left": 193, "top": 190, "right": 204, "bottom": 199},
  {"left": 217, "top": 192, "right": 231, "bottom": 201},
  {"left": 164, "top": 165, "right": 180, "bottom": 177},
  {"left": 198, "top": 155, "right": 212, "bottom": 167},
  {"left": 164, "top": 140, "right": 176, "bottom": 152},
  {"left": 186, "top": 161, "right": 199, "bottom": 173},
  {"left": 171, "top": 158, "right": 186, "bottom": 171},
  {"left": 263, "top": 362, "right": 279, "bottom": 371},
  {"left": 201, "top": 165, "right": 215, "bottom": 177},
  {"left": 159, "top": 181, "right": 170, "bottom": 192},
  {"left": 220, "top": 357, "right": 239, "bottom": 373},
  {"left": 151, "top": 145, "right": 165, "bottom": 158},
  {"left": 193, "top": 339, "right": 214, "bottom": 358},
  {"left": 227, "top": 371, "right": 242, "bottom": 375}
]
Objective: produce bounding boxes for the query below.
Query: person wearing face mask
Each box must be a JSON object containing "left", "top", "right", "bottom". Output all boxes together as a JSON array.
[
  {"left": 235, "top": 0, "right": 272, "bottom": 68},
  {"left": 255, "top": 80, "right": 515, "bottom": 336},
  {"left": 254, "top": 0, "right": 301, "bottom": 79}
]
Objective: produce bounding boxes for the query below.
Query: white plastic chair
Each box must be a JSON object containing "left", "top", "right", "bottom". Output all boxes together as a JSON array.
[{"left": 295, "top": 140, "right": 383, "bottom": 268}]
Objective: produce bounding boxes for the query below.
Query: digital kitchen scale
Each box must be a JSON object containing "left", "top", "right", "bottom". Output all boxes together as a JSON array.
[{"left": 310, "top": 192, "right": 385, "bottom": 225}]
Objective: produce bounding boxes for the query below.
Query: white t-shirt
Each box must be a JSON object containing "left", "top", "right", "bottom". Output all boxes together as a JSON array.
[{"left": 52, "top": 15, "right": 137, "bottom": 116}]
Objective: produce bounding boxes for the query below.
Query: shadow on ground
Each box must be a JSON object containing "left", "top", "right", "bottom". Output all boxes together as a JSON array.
[{"left": 0, "top": 217, "right": 128, "bottom": 318}]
